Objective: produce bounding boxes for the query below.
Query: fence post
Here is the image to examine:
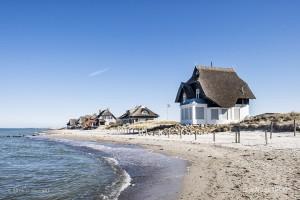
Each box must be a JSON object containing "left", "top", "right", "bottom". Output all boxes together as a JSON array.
[
  {"left": 194, "top": 131, "right": 197, "bottom": 141},
  {"left": 235, "top": 131, "right": 238, "bottom": 143},
  {"left": 294, "top": 119, "right": 296, "bottom": 136},
  {"left": 270, "top": 122, "right": 273, "bottom": 139},
  {"left": 213, "top": 132, "right": 215, "bottom": 143},
  {"left": 180, "top": 128, "right": 182, "bottom": 139},
  {"left": 265, "top": 130, "right": 268, "bottom": 145}
]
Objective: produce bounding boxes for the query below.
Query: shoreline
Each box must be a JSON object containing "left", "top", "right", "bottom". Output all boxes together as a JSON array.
[
  {"left": 40, "top": 131, "right": 186, "bottom": 200},
  {"left": 42, "top": 129, "right": 300, "bottom": 200}
]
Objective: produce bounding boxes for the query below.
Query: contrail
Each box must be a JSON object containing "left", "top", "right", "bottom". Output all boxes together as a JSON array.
[{"left": 88, "top": 68, "right": 110, "bottom": 77}]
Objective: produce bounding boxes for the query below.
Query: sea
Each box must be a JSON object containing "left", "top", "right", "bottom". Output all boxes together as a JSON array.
[{"left": 0, "top": 128, "right": 186, "bottom": 200}]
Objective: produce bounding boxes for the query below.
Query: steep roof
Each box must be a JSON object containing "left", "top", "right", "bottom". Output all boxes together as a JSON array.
[
  {"left": 175, "top": 66, "right": 255, "bottom": 107},
  {"left": 119, "top": 105, "right": 159, "bottom": 119},
  {"left": 98, "top": 109, "right": 116, "bottom": 119},
  {"left": 67, "top": 119, "right": 79, "bottom": 126}
]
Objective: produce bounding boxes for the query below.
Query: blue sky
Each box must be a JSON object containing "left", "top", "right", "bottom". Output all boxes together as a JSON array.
[{"left": 0, "top": 0, "right": 299, "bottom": 128}]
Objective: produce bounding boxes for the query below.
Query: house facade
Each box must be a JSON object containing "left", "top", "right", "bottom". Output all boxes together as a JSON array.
[
  {"left": 175, "top": 66, "right": 255, "bottom": 125},
  {"left": 67, "top": 119, "right": 79, "bottom": 129},
  {"left": 97, "top": 109, "right": 117, "bottom": 125},
  {"left": 119, "top": 105, "right": 159, "bottom": 124}
]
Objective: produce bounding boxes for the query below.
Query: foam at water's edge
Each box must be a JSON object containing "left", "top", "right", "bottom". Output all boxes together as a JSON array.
[
  {"left": 102, "top": 157, "right": 132, "bottom": 200},
  {"left": 38, "top": 137, "right": 132, "bottom": 200}
]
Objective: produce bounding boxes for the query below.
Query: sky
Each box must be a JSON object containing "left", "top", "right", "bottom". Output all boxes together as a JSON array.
[{"left": 0, "top": 0, "right": 300, "bottom": 128}]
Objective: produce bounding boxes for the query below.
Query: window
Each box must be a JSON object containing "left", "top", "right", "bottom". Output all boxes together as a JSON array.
[
  {"left": 211, "top": 109, "right": 219, "bottom": 120},
  {"left": 196, "top": 107, "right": 204, "bottom": 120},
  {"left": 196, "top": 89, "right": 200, "bottom": 99},
  {"left": 188, "top": 108, "right": 193, "bottom": 120},
  {"left": 142, "top": 110, "right": 149, "bottom": 115},
  {"left": 182, "top": 92, "right": 187, "bottom": 102},
  {"left": 234, "top": 108, "right": 240, "bottom": 120},
  {"left": 221, "top": 109, "right": 228, "bottom": 120},
  {"left": 182, "top": 108, "right": 187, "bottom": 120},
  {"left": 186, "top": 108, "right": 190, "bottom": 120},
  {"left": 182, "top": 107, "right": 192, "bottom": 121},
  {"left": 182, "top": 108, "right": 185, "bottom": 120}
]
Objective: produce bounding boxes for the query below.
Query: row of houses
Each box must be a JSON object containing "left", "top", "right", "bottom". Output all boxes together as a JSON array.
[
  {"left": 67, "top": 105, "right": 159, "bottom": 129},
  {"left": 67, "top": 65, "right": 255, "bottom": 128}
]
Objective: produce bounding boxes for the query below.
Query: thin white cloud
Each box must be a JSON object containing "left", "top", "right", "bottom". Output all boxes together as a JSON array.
[{"left": 88, "top": 68, "right": 110, "bottom": 77}]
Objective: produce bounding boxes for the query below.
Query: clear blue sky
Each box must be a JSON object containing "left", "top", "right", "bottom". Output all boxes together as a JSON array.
[{"left": 0, "top": 0, "right": 299, "bottom": 128}]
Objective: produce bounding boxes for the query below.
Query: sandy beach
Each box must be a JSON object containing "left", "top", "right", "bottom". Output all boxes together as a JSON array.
[{"left": 42, "top": 129, "right": 300, "bottom": 200}]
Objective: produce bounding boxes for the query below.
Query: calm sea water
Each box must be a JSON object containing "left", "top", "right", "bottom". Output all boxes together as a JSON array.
[
  {"left": 0, "top": 129, "right": 186, "bottom": 200},
  {"left": 0, "top": 129, "right": 128, "bottom": 200}
]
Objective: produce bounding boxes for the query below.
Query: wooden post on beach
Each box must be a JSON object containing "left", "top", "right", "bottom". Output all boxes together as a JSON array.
[
  {"left": 238, "top": 124, "right": 241, "bottom": 143},
  {"left": 194, "top": 132, "right": 197, "bottom": 140},
  {"left": 265, "top": 130, "right": 268, "bottom": 145},
  {"left": 180, "top": 128, "right": 182, "bottom": 139},
  {"left": 270, "top": 122, "right": 273, "bottom": 139},
  {"left": 213, "top": 132, "right": 215, "bottom": 143},
  {"left": 294, "top": 119, "right": 297, "bottom": 136},
  {"left": 168, "top": 129, "right": 170, "bottom": 138},
  {"left": 235, "top": 131, "right": 238, "bottom": 143}
]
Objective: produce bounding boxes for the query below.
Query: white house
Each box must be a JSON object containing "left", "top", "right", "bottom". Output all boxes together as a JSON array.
[
  {"left": 175, "top": 66, "right": 255, "bottom": 125},
  {"left": 97, "top": 109, "right": 117, "bottom": 125}
]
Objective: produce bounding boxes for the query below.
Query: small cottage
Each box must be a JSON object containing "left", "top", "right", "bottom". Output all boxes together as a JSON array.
[
  {"left": 67, "top": 119, "right": 79, "bottom": 129},
  {"left": 119, "top": 105, "right": 159, "bottom": 124},
  {"left": 97, "top": 109, "right": 117, "bottom": 125},
  {"left": 77, "top": 115, "right": 98, "bottom": 129},
  {"left": 175, "top": 66, "right": 255, "bottom": 125}
]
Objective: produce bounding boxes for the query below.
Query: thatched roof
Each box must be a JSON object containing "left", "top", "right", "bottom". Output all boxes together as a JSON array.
[
  {"left": 98, "top": 109, "right": 116, "bottom": 119},
  {"left": 67, "top": 119, "right": 79, "bottom": 126},
  {"left": 175, "top": 66, "right": 255, "bottom": 107},
  {"left": 119, "top": 105, "right": 159, "bottom": 119}
]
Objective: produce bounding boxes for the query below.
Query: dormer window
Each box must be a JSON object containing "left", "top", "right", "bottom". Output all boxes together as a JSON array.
[
  {"left": 182, "top": 92, "right": 187, "bottom": 102},
  {"left": 142, "top": 110, "right": 149, "bottom": 115},
  {"left": 196, "top": 89, "right": 200, "bottom": 99}
]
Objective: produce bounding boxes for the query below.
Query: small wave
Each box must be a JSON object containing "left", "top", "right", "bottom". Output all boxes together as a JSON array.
[
  {"left": 102, "top": 157, "right": 132, "bottom": 200},
  {"left": 42, "top": 138, "right": 132, "bottom": 200}
]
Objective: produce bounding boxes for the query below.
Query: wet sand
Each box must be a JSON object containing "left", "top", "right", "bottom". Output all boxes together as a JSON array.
[{"left": 43, "top": 130, "right": 300, "bottom": 200}]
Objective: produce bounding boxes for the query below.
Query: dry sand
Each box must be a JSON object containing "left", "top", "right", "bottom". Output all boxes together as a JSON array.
[{"left": 43, "top": 130, "right": 300, "bottom": 200}]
